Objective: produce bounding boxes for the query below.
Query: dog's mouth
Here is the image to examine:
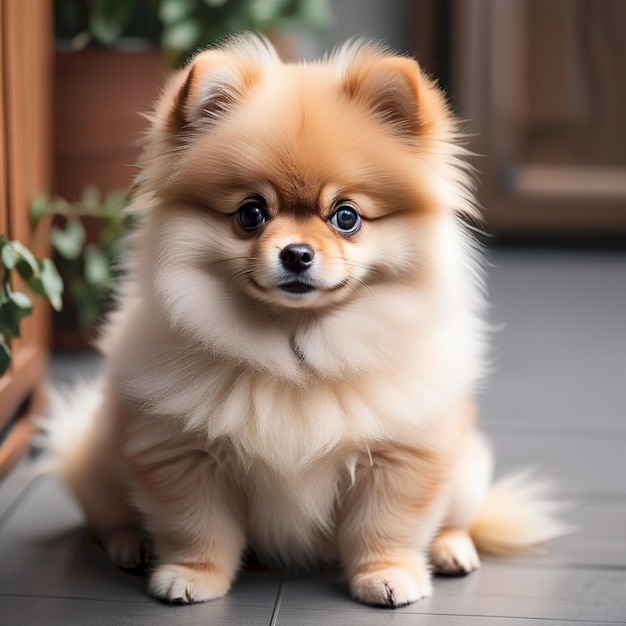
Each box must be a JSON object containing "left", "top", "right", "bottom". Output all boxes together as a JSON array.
[
  {"left": 248, "top": 278, "right": 347, "bottom": 299},
  {"left": 278, "top": 281, "right": 316, "bottom": 295},
  {"left": 248, "top": 277, "right": 318, "bottom": 296},
  {"left": 248, "top": 277, "right": 348, "bottom": 307}
]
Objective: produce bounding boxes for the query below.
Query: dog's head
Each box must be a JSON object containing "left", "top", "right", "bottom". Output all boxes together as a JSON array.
[
  {"left": 128, "top": 35, "right": 478, "bottom": 376},
  {"left": 137, "top": 35, "right": 471, "bottom": 311}
]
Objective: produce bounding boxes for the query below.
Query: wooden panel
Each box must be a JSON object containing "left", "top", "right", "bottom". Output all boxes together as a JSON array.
[
  {"left": 53, "top": 49, "right": 165, "bottom": 199},
  {"left": 0, "top": 0, "right": 53, "bottom": 477},
  {"left": 0, "top": 0, "right": 7, "bottom": 237},
  {"left": 506, "top": 165, "right": 626, "bottom": 199},
  {"left": 451, "top": 0, "right": 626, "bottom": 233}
]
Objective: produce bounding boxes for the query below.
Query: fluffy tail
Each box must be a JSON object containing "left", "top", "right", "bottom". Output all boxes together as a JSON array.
[
  {"left": 33, "top": 379, "right": 104, "bottom": 479},
  {"left": 470, "top": 470, "right": 573, "bottom": 555}
]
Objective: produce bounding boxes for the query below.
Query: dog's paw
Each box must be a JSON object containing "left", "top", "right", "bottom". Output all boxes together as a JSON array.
[
  {"left": 149, "top": 563, "right": 232, "bottom": 604},
  {"left": 431, "top": 529, "right": 481, "bottom": 576},
  {"left": 349, "top": 565, "right": 432, "bottom": 608},
  {"left": 104, "top": 527, "right": 149, "bottom": 570}
]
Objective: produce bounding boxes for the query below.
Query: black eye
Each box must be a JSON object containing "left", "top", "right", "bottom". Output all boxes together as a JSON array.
[
  {"left": 237, "top": 200, "right": 268, "bottom": 231},
  {"left": 329, "top": 203, "right": 361, "bottom": 234}
]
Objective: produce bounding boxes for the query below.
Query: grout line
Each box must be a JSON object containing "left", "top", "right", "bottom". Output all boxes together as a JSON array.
[
  {"left": 0, "top": 592, "right": 147, "bottom": 604},
  {"left": 269, "top": 579, "right": 285, "bottom": 626},
  {"left": 406, "top": 613, "right": 626, "bottom": 625}
]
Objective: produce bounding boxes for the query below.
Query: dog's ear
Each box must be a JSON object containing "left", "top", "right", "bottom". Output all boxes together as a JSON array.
[
  {"left": 343, "top": 53, "right": 448, "bottom": 142},
  {"left": 166, "top": 50, "right": 261, "bottom": 133}
]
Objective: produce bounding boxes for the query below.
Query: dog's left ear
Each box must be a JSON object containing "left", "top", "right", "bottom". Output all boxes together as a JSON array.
[
  {"left": 343, "top": 54, "right": 448, "bottom": 141},
  {"left": 162, "top": 49, "right": 261, "bottom": 135}
]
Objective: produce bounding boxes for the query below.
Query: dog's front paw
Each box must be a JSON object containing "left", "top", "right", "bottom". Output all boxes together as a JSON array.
[
  {"left": 149, "top": 563, "right": 232, "bottom": 604},
  {"left": 349, "top": 565, "right": 432, "bottom": 608}
]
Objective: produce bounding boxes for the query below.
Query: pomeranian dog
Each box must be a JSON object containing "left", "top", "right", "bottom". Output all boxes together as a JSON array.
[{"left": 43, "top": 34, "right": 565, "bottom": 608}]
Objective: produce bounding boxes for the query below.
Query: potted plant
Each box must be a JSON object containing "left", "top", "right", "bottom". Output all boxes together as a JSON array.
[
  {"left": 51, "top": 0, "right": 333, "bottom": 347},
  {"left": 56, "top": 0, "right": 333, "bottom": 65},
  {"left": 53, "top": 0, "right": 334, "bottom": 198},
  {"left": 0, "top": 236, "right": 63, "bottom": 374},
  {"left": 31, "top": 187, "right": 134, "bottom": 349},
  {"left": 0, "top": 236, "right": 63, "bottom": 477}
]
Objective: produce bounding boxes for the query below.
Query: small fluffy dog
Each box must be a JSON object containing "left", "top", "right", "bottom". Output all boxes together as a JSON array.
[{"left": 44, "top": 35, "right": 565, "bottom": 607}]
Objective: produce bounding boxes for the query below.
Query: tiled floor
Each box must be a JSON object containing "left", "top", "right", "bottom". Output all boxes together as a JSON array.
[{"left": 1, "top": 248, "right": 625, "bottom": 625}]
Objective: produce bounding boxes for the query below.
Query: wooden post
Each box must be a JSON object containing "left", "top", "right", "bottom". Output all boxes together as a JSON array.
[{"left": 0, "top": 0, "right": 53, "bottom": 478}]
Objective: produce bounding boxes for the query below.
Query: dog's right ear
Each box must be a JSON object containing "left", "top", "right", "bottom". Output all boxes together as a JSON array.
[{"left": 164, "top": 50, "right": 261, "bottom": 135}]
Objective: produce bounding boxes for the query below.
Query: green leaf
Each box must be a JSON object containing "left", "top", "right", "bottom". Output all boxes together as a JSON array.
[
  {"left": 71, "top": 279, "right": 103, "bottom": 328},
  {"left": 89, "top": 0, "right": 136, "bottom": 45},
  {"left": 0, "top": 292, "right": 33, "bottom": 338},
  {"left": 1, "top": 243, "right": 19, "bottom": 271},
  {"left": 50, "top": 218, "right": 86, "bottom": 260},
  {"left": 102, "top": 191, "right": 129, "bottom": 220},
  {"left": 78, "top": 299, "right": 102, "bottom": 329},
  {"left": 293, "top": 0, "right": 333, "bottom": 30},
  {"left": 159, "top": 0, "right": 198, "bottom": 24},
  {"left": 80, "top": 184, "right": 101, "bottom": 214},
  {"left": 13, "top": 241, "right": 40, "bottom": 271},
  {"left": 2, "top": 240, "right": 39, "bottom": 278},
  {"left": 203, "top": 0, "right": 229, "bottom": 6},
  {"left": 30, "top": 195, "right": 51, "bottom": 223},
  {"left": 161, "top": 18, "right": 203, "bottom": 51},
  {"left": 10, "top": 290, "right": 33, "bottom": 312},
  {"left": 0, "top": 334, "right": 10, "bottom": 376},
  {"left": 84, "top": 244, "right": 110, "bottom": 287},
  {"left": 51, "top": 197, "right": 73, "bottom": 216},
  {"left": 38, "top": 259, "right": 64, "bottom": 312},
  {"left": 15, "top": 258, "right": 36, "bottom": 281},
  {"left": 202, "top": 22, "right": 228, "bottom": 46},
  {"left": 248, "top": 0, "right": 290, "bottom": 23},
  {"left": 25, "top": 274, "right": 45, "bottom": 299}
]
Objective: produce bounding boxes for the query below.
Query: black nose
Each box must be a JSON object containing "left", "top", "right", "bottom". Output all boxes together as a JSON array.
[{"left": 280, "top": 243, "right": 314, "bottom": 274}]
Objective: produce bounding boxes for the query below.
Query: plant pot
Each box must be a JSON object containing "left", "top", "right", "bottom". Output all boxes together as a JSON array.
[
  {"left": 53, "top": 48, "right": 167, "bottom": 200},
  {"left": 52, "top": 48, "right": 166, "bottom": 350}
]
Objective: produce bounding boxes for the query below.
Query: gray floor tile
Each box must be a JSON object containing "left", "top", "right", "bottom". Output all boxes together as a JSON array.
[
  {"left": 0, "top": 596, "right": 274, "bottom": 626},
  {"left": 421, "top": 564, "right": 626, "bottom": 622},
  {"left": 279, "top": 565, "right": 626, "bottom": 622},
  {"left": 0, "top": 474, "right": 281, "bottom": 607},
  {"left": 0, "top": 459, "right": 39, "bottom": 523},
  {"left": 481, "top": 250, "right": 626, "bottom": 432},
  {"left": 277, "top": 608, "right": 625, "bottom": 626},
  {"left": 488, "top": 430, "right": 626, "bottom": 498}
]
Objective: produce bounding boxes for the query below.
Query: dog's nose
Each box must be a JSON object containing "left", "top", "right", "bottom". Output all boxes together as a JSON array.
[{"left": 280, "top": 243, "right": 314, "bottom": 274}]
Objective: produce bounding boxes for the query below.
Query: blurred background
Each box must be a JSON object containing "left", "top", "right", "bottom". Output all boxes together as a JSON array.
[
  {"left": 51, "top": 0, "right": 626, "bottom": 236},
  {"left": 1, "top": 0, "right": 625, "bottom": 474}
]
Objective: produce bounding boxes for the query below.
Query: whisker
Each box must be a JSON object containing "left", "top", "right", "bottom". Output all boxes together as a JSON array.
[
  {"left": 226, "top": 267, "right": 254, "bottom": 287},
  {"left": 349, "top": 276, "right": 377, "bottom": 300},
  {"left": 326, "top": 257, "right": 378, "bottom": 299},
  {"left": 207, "top": 256, "right": 259, "bottom": 275}
]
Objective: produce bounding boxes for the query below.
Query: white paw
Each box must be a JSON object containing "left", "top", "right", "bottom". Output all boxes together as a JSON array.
[
  {"left": 149, "top": 563, "right": 232, "bottom": 604},
  {"left": 350, "top": 567, "right": 432, "bottom": 608},
  {"left": 105, "top": 527, "right": 149, "bottom": 569},
  {"left": 431, "top": 530, "right": 481, "bottom": 576}
]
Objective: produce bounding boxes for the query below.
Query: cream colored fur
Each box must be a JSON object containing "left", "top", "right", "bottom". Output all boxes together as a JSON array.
[{"left": 40, "top": 34, "right": 567, "bottom": 608}]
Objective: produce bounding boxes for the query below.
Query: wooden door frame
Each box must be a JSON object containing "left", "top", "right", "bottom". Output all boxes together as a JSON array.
[
  {"left": 450, "top": 0, "right": 626, "bottom": 234},
  {"left": 0, "top": 0, "right": 53, "bottom": 477}
]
